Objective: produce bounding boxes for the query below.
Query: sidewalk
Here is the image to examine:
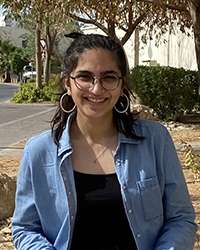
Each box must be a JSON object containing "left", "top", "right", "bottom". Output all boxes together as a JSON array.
[{"left": 0, "top": 141, "right": 24, "bottom": 158}]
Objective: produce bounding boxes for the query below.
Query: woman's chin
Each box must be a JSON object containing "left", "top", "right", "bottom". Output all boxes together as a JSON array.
[{"left": 79, "top": 107, "right": 112, "bottom": 120}]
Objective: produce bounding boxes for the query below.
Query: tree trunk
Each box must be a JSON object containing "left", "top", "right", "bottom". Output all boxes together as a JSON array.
[
  {"left": 4, "top": 70, "right": 11, "bottom": 83},
  {"left": 134, "top": 28, "right": 140, "bottom": 67},
  {"left": 43, "top": 50, "right": 51, "bottom": 83},
  {"left": 43, "top": 22, "right": 56, "bottom": 84},
  {"left": 107, "top": 20, "right": 118, "bottom": 42},
  {"left": 188, "top": 0, "right": 200, "bottom": 95},
  {"left": 35, "top": 18, "right": 42, "bottom": 89}
]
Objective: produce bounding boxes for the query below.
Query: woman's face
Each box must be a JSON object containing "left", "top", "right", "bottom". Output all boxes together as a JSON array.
[{"left": 66, "top": 48, "right": 123, "bottom": 121}]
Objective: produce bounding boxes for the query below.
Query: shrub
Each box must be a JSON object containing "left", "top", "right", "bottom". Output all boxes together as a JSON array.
[
  {"left": 42, "top": 74, "right": 62, "bottom": 102},
  {"left": 129, "top": 66, "right": 199, "bottom": 120},
  {"left": 12, "top": 74, "right": 61, "bottom": 103}
]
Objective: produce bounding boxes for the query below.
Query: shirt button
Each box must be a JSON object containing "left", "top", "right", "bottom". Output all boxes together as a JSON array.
[
  {"left": 128, "top": 209, "right": 132, "bottom": 213},
  {"left": 122, "top": 184, "right": 127, "bottom": 190},
  {"left": 136, "top": 233, "right": 141, "bottom": 238},
  {"left": 71, "top": 215, "right": 74, "bottom": 220},
  {"left": 68, "top": 191, "right": 71, "bottom": 195}
]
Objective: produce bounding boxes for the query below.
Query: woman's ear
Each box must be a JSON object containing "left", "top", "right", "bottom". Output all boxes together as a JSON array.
[{"left": 64, "top": 78, "right": 72, "bottom": 95}]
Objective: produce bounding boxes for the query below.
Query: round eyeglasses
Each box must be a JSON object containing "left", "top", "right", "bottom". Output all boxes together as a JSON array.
[{"left": 70, "top": 74, "right": 122, "bottom": 90}]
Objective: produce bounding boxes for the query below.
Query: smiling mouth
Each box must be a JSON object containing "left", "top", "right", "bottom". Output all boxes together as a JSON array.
[{"left": 84, "top": 96, "right": 107, "bottom": 103}]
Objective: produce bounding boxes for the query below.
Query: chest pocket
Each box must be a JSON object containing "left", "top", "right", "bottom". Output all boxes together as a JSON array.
[{"left": 137, "top": 177, "right": 163, "bottom": 221}]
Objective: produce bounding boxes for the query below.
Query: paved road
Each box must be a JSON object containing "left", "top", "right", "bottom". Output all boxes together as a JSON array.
[
  {"left": 0, "top": 103, "right": 56, "bottom": 150},
  {"left": 0, "top": 83, "right": 19, "bottom": 102}
]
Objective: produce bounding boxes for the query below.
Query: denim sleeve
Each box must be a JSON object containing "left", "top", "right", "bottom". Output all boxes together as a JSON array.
[
  {"left": 12, "top": 147, "right": 56, "bottom": 250},
  {"left": 154, "top": 128, "right": 197, "bottom": 250}
]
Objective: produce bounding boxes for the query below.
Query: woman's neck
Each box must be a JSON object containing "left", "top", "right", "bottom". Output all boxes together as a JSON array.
[{"left": 72, "top": 113, "right": 117, "bottom": 144}]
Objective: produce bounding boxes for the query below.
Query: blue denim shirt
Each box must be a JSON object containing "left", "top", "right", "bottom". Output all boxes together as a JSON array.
[{"left": 12, "top": 113, "right": 197, "bottom": 250}]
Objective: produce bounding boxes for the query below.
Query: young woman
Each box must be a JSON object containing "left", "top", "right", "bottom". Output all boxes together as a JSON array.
[{"left": 12, "top": 33, "right": 197, "bottom": 250}]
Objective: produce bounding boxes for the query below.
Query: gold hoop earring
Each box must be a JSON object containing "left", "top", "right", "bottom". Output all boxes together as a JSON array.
[
  {"left": 114, "top": 94, "right": 130, "bottom": 114},
  {"left": 60, "top": 92, "right": 76, "bottom": 113}
]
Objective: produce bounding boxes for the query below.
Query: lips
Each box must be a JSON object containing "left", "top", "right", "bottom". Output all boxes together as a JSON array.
[{"left": 84, "top": 96, "right": 107, "bottom": 103}]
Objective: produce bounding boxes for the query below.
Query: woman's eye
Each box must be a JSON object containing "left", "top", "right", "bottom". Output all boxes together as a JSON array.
[
  {"left": 103, "top": 75, "right": 117, "bottom": 82},
  {"left": 77, "top": 75, "right": 92, "bottom": 82}
]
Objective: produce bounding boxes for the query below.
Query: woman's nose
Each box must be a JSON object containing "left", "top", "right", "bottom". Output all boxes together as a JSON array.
[{"left": 89, "top": 78, "right": 105, "bottom": 94}]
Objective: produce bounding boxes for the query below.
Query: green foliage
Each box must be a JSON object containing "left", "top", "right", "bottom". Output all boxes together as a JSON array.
[
  {"left": 22, "top": 33, "right": 35, "bottom": 63},
  {"left": 12, "top": 82, "right": 44, "bottom": 103},
  {"left": 42, "top": 74, "right": 62, "bottom": 102},
  {"left": 12, "top": 74, "right": 61, "bottom": 103},
  {"left": 10, "top": 48, "right": 29, "bottom": 74},
  {"left": 0, "top": 40, "right": 14, "bottom": 72},
  {"left": 0, "top": 40, "right": 29, "bottom": 74},
  {"left": 130, "top": 66, "right": 199, "bottom": 120}
]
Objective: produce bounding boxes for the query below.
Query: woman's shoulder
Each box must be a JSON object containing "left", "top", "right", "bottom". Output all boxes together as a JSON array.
[
  {"left": 133, "top": 118, "right": 169, "bottom": 138},
  {"left": 24, "top": 129, "right": 56, "bottom": 155}
]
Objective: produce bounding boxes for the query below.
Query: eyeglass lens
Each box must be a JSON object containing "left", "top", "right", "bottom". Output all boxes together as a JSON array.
[{"left": 72, "top": 74, "right": 121, "bottom": 90}]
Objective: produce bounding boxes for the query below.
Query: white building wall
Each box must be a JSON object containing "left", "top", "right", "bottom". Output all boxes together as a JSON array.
[
  {"left": 82, "top": 25, "right": 197, "bottom": 71},
  {"left": 141, "top": 28, "right": 197, "bottom": 70}
]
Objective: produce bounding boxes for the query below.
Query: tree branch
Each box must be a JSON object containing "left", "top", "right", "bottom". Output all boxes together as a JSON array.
[
  {"left": 141, "top": 0, "right": 189, "bottom": 13},
  {"left": 68, "top": 13, "right": 109, "bottom": 35},
  {"left": 107, "top": 19, "right": 117, "bottom": 39},
  {"left": 121, "top": 12, "right": 147, "bottom": 45}
]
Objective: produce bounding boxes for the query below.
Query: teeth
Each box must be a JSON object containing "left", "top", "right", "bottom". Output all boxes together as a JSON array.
[{"left": 87, "top": 97, "right": 105, "bottom": 103}]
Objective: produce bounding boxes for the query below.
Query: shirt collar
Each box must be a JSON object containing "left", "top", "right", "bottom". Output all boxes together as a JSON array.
[
  {"left": 58, "top": 112, "right": 76, "bottom": 156},
  {"left": 118, "top": 132, "right": 142, "bottom": 144},
  {"left": 58, "top": 113, "right": 142, "bottom": 156}
]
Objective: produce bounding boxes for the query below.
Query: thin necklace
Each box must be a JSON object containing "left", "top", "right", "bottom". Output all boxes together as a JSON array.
[
  {"left": 93, "top": 146, "right": 109, "bottom": 164},
  {"left": 93, "top": 146, "right": 115, "bottom": 164}
]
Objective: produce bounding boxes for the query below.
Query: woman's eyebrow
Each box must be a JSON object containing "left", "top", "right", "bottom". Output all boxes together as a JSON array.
[
  {"left": 75, "top": 70, "right": 91, "bottom": 74},
  {"left": 75, "top": 70, "right": 119, "bottom": 75},
  {"left": 101, "top": 70, "right": 119, "bottom": 75}
]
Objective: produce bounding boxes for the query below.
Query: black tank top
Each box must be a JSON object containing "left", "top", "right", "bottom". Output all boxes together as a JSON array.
[{"left": 70, "top": 171, "right": 137, "bottom": 250}]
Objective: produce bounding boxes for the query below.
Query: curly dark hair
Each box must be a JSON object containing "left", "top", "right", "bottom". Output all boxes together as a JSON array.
[{"left": 51, "top": 32, "right": 143, "bottom": 145}]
